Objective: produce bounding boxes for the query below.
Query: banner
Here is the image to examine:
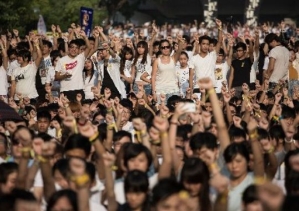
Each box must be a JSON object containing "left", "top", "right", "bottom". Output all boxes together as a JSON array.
[
  {"left": 37, "top": 15, "right": 47, "bottom": 35},
  {"left": 80, "top": 7, "right": 93, "bottom": 37}
]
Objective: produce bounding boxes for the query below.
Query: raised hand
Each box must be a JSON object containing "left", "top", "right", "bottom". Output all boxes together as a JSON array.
[{"left": 153, "top": 116, "right": 169, "bottom": 132}]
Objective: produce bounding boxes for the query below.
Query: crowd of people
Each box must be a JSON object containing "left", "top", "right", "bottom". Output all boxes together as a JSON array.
[{"left": 0, "top": 17, "right": 299, "bottom": 211}]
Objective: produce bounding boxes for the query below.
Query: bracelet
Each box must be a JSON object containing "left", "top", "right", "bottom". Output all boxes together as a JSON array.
[
  {"left": 249, "top": 129, "right": 259, "bottom": 140},
  {"left": 151, "top": 139, "right": 161, "bottom": 145},
  {"left": 89, "top": 131, "right": 99, "bottom": 143},
  {"left": 208, "top": 88, "right": 215, "bottom": 95},
  {"left": 107, "top": 123, "right": 117, "bottom": 131},
  {"left": 71, "top": 174, "right": 90, "bottom": 187},
  {"left": 161, "top": 114, "right": 168, "bottom": 119},
  {"left": 272, "top": 115, "right": 279, "bottom": 122},
  {"left": 285, "top": 138, "right": 295, "bottom": 144},
  {"left": 160, "top": 131, "right": 168, "bottom": 138},
  {"left": 107, "top": 107, "right": 113, "bottom": 113},
  {"left": 36, "top": 155, "right": 49, "bottom": 163},
  {"left": 21, "top": 147, "right": 31, "bottom": 153},
  {"left": 267, "top": 146, "right": 275, "bottom": 154},
  {"left": 170, "top": 121, "right": 178, "bottom": 125},
  {"left": 254, "top": 176, "right": 266, "bottom": 185},
  {"left": 178, "top": 190, "right": 190, "bottom": 199},
  {"left": 111, "top": 165, "right": 118, "bottom": 171}
]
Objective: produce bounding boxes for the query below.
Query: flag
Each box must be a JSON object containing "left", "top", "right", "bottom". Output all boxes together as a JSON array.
[
  {"left": 37, "top": 15, "right": 47, "bottom": 35},
  {"left": 80, "top": 7, "right": 93, "bottom": 37}
]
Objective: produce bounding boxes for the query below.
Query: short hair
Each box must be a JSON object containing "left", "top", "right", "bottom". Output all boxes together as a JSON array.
[
  {"left": 189, "top": 132, "right": 218, "bottom": 151},
  {"left": 37, "top": 110, "right": 51, "bottom": 122},
  {"left": 235, "top": 42, "right": 247, "bottom": 51},
  {"left": 85, "top": 162, "right": 96, "bottom": 183},
  {"left": 64, "top": 134, "right": 91, "bottom": 157},
  {"left": 120, "top": 99, "right": 133, "bottom": 113},
  {"left": 257, "top": 128, "right": 269, "bottom": 140},
  {"left": 224, "top": 142, "right": 250, "bottom": 163},
  {"left": 265, "top": 33, "right": 281, "bottom": 45},
  {"left": 0, "top": 163, "right": 18, "bottom": 184},
  {"left": 113, "top": 130, "right": 132, "bottom": 143},
  {"left": 47, "top": 189, "right": 78, "bottom": 211},
  {"left": 242, "top": 184, "right": 259, "bottom": 206},
  {"left": 17, "top": 49, "right": 31, "bottom": 61},
  {"left": 42, "top": 40, "right": 53, "bottom": 48},
  {"left": 199, "top": 35, "right": 211, "bottom": 44},
  {"left": 52, "top": 158, "right": 69, "bottom": 178},
  {"left": 69, "top": 39, "right": 81, "bottom": 48},
  {"left": 124, "top": 170, "right": 149, "bottom": 193},
  {"left": 123, "top": 143, "right": 153, "bottom": 170}
]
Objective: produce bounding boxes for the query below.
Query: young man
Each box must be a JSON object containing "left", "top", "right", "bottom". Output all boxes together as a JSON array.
[
  {"left": 55, "top": 31, "right": 94, "bottom": 101},
  {"left": 264, "top": 33, "right": 289, "bottom": 87},
  {"left": 228, "top": 42, "right": 254, "bottom": 97},
  {"left": 189, "top": 19, "right": 222, "bottom": 95}
]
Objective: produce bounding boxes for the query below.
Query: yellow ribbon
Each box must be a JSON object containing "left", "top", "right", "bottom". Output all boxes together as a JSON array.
[{"left": 107, "top": 123, "right": 118, "bottom": 132}]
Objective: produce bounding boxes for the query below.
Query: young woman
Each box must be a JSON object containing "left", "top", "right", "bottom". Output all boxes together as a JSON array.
[
  {"left": 152, "top": 38, "right": 183, "bottom": 103},
  {"left": 176, "top": 52, "right": 190, "bottom": 97},
  {"left": 180, "top": 157, "right": 212, "bottom": 211},
  {"left": 0, "top": 162, "right": 18, "bottom": 195},
  {"left": 131, "top": 41, "right": 152, "bottom": 95},
  {"left": 120, "top": 46, "right": 134, "bottom": 94},
  {"left": 45, "top": 50, "right": 62, "bottom": 98},
  {"left": 83, "top": 58, "right": 100, "bottom": 99},
  {"left": 47, "top": 189, "right": 78, "bottom": 211}
]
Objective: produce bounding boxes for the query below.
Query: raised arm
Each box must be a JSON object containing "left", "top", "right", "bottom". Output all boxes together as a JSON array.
[
  {"left": 215, "top": 19, "right": 223, "bottom": 54},
  {"left": 33, "top": 37, "right": 43, "bottom": 67}
]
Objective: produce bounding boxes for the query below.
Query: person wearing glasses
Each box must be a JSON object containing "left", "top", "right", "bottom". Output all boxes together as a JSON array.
[
  {"left": 151, "top": 36, "right": 184, "bottom": 103},
  {"left": 54, "top": 31, "right": 94, "bottom": 102}
]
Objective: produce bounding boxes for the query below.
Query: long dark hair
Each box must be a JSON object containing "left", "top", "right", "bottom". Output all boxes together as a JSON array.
[
  {"left": 120, "top": 46, "right": 134, "bottom": 75},
  {"left": 83, "top": 58, "right": 95, "bottom": 83},
  {"left": 180, "top": 158, "right": 212, "bottom": 211},
  {"left": 133, "top": 41, "right": 148, "bottom": 66},
  {"left": 47, "top": 189, "right": 78, "bottom": 211}
]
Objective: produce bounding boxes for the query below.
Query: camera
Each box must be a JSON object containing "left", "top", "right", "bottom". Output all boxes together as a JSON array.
[{"left": 16, "top": 74, "right": 25, "bottom": 82}]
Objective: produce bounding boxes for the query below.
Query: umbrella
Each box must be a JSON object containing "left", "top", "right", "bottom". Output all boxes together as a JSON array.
[{"left": 0, "top": 101, "right": 23, "bottom": 122}]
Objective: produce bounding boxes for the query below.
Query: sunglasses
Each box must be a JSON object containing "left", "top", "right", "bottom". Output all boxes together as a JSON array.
[{"left": 161, "top": 45, "right": 170, "bottom": 50}]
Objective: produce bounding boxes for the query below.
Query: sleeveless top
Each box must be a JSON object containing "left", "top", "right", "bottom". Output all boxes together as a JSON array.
[{"left": 155, "top": 57, "right": 179, "bottom": 94}]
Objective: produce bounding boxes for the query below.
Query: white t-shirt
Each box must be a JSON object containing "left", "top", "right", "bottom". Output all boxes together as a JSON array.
[
  {"left": 7, "top": 60, "right": 20, "bottom": 76},
  {"left": 0, "top": 66, "right": 8, "bottom": 95},
  {"left": 90, "top": 178, "right": 105, "bottom": 204},
  {"left": 268, "top": 45, "right": 289, "bottom": 83},
  {"left": 114, "top": 173, "right": 158, "bottom": 204},
  {"left": 39, "top": 55, "right": 52, "bottom": 85},
  {"left": 11, "top": 62, "right": 39, "bottom": 100},
  {"left": 133, "top": 55, "right": 151, "bottom": 82},
  {"left": 214, "top": 62, "right": 229, "bottom": 93},
  {"left": 55, "top": 53, "right": 85, "bottom": 92},
  {"left": 228, "top": 172, "right": 254, "bottom": 211},
  {"left": 190, "top": 51, "right": 217, "bottom": 88},
  {"left": 84, "top": 72, "right": 100, "bottom": 99}
]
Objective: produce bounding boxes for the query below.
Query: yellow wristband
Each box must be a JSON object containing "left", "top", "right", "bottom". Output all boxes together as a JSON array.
[
  {"left": 160, "top": 131, "right": 168, "bottom": 139},
  {"left": 89, "top": 131, "right": 99, "bottom": 143},
  {"left": 36, "top": 155, "right": 49, "bottom": 163}
]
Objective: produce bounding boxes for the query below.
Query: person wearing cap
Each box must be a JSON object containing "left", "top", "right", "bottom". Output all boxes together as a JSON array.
[{"left": 97, "top": 42, "right": 126, "bottom": 99}]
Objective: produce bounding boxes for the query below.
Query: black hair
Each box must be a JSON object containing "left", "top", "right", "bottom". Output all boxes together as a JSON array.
[
  {"left": 47, "top": 189, "right": 78, "bottom": 211},
  {"left": 69, "top": 39, "right": 81, "bottom": 48},
  {"left": 177, "top": 125, "right": 188, "bottom": 141},
  {"left": 180, "top": 158, "right": 212, "bottom": 211},
  {"left": 285, "top": 170, "right": 299, "bottom": 195},
  {"left": 36, "top": 132, "right": 53, "bottom": 142},
  {"left": 269, "top": 125, "right": 285, "bottom": 144},
  {"left": 210, "top": 38, "right": 217, "bottom": 46},
  {"left": 37, "top": 110, "right": 51, "bottom": 122},
  {"left": 242, "top": 184, "right": 259, "bottom": 206},
  {"left": 189, "top": 132, "right": 218, "bottom": 151},
  {"left": 86, "top": 162, "right": 96, "bottom": 183},
  {"left": 120, "top": 99, "right": 133, "bottom": 113},
  {"left": 11, "top": 126, "right": 35, "bottom": 145},
  {"left": 0, "top": 132, "right": 8, "bottom": 148},
  {"left": 52, "top": 158, "right": 69, "bottom": 178},
  {"left": 235, "top": 42, "right": 247, "bottom": 51},
  {"left": 281, "top": 105, "right": 296, "bottom": 119},
  {"left": 257, "top": 128, "right": 269, "bottom": 140},
  {"left": 83, "top": 58, "right": 95, "bottom": 83},
  {"left": 51, "top": 114, "right": 62, "bottom": 125},
  {"left": 285, "top": 149, "right": 299, "bottom": 179},
  {"left": 88, "top": 37, "right": 95, "bottom": 42},
  {"left": 153, "top": 41, "right": 160, "bottom": 47},
  {"left": 228, "top": 125, "right": 247, "bottom": 142},
  {"left": 120, "top": 46, "right": 134, "bottom": 75},
  {"left": 159, "top": 39, "right": 172, "bottom": 51},
  {"left": 166, "top": 95, "right": 182, "bottom": 113},
  {"left": 42, "top": 40, "right": 53, "bottom": 49},
  {"left": 180, "top": 51, "right": 189, "bottom": 59},
  {"left": 199, "top": 35, "right": 211, "bottom": 44},
  {"left": 0, "top": 163, "right": 18, "bottom": 184},
  {"left": 224, "top": 141, "right": 250, "bottom": 163},
  {"left": 7, "top": 49, "right": 17, "bottom": 58},
  {"left": 265, "top": 33, "right": 281, "bottom": 45},
  {"left": 17, "top": 49, "right": 31, "bottom": 62},
  {"left": 113, "top": 130, "right": 132, "bottom": 143},
  {"left": 133, "top": 41, "right": 148, "bottom": 66},
  {"left": 125, "top": 170, "right": 149, "bottom": 193},
  {"left": 64, "top": 134, "right": 91, "bottom": 158},
  {"left": 218, "top": 48, "right": 225, "bottom": 56},
  {"left": 151, "top": 178, "right": 184, "bottom": 206},
  {"left": 123, "top": 143, "right": 152, "bottom": 170},
  {"left": 50, "top": 50, "right": 61, "bottom": 65},
  {"left": 76, "top": 38, "right": 86, "bottom": 47},
  {"left": 281, "top": 195, "right": 299, "bottom": 211},
  {"left": 98, "top": 123, "right": 108, "bottom": 142}
]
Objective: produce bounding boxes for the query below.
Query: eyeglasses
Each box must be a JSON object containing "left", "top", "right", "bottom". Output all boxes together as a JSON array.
[{"left": 161, "top": 45, "right": 171, "bottom": 50}]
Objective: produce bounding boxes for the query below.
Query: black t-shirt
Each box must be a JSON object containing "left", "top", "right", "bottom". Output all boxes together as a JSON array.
[
  {"left": 101, "top": 63, "right": 120, "bottom": 97},
  {"left": 231, "top": 57, "right": 252, "bottom": 87}
]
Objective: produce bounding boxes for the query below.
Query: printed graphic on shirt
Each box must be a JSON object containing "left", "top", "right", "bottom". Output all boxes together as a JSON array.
[
  {"left": 215, "top": 67, "right": 223, "bottom": 80},
  {"left": 65, "top": 60, "right": 78, "bottom": 71},
  {"left": 39, "top": 58, "right": 52, "bottom": 84}
]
